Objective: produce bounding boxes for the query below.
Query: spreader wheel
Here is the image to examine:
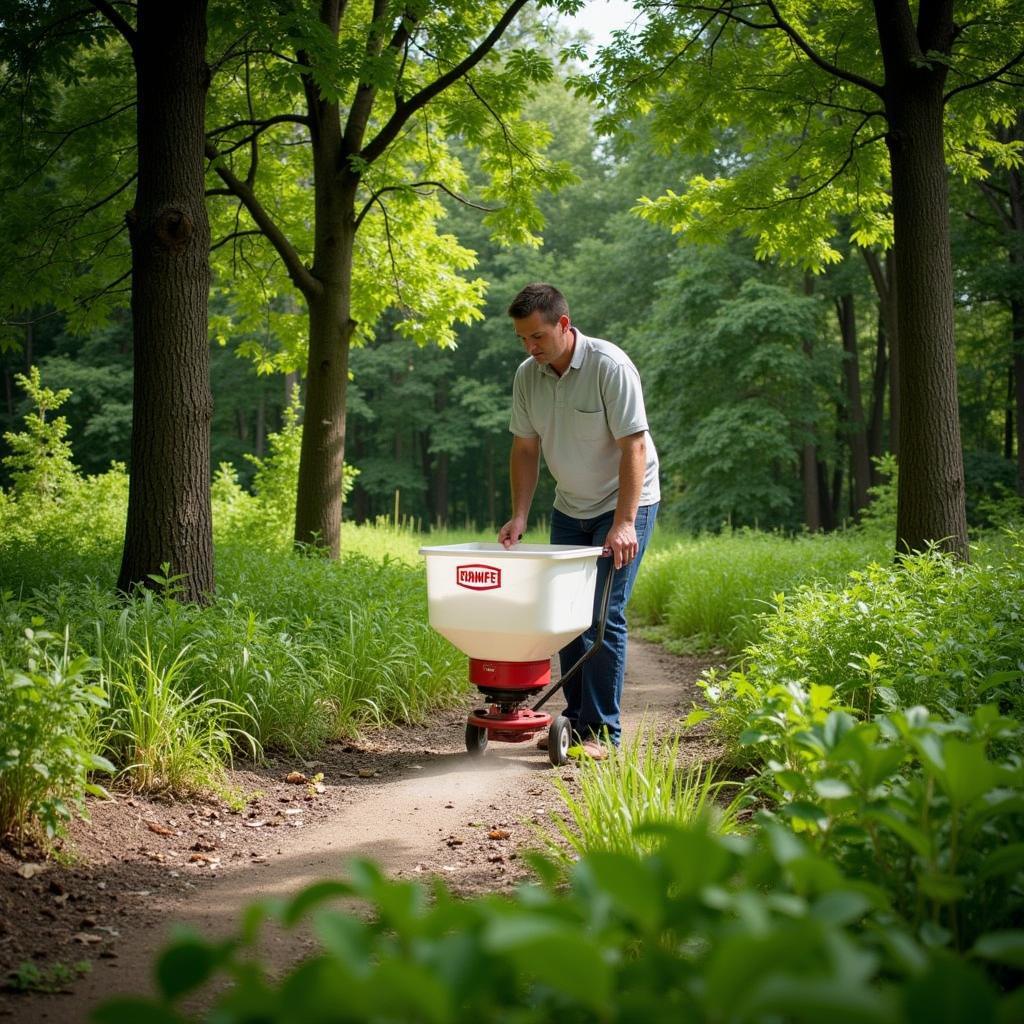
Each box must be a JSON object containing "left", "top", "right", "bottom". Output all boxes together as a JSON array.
[
  {"left": 548, "top": 715, "right": 571, "bottom": 767},
  {"left": 465, "top": 722, "right": 488, "bottom": 756}
]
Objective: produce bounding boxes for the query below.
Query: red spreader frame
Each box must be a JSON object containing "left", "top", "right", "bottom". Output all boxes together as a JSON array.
[{"left": 464, "top": 558, "right": 616, "bottom": 767}]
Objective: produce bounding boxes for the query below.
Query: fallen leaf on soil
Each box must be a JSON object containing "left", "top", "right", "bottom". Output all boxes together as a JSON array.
[
  {"left": 488, "top": 829, "right": 510, "bottom": 840},
  {"left": 244, "top": 820, "right": 267, "bottom": 828},
  {"left": 282, "top": 808, "right": 303, "bottom": 816},
  {"left": 73, "top": 932, "right": 104, "bottom": 945},
  {"left": 188, "top": 853, "right": 221, "bottom": 866},
  {"left": 17, "top": 862, "right": 46, "bottom": 879},
  {"left": 446, "top": 838, "right": 464, "bottom": 848},
  {"left": 145, "top": 821, "right": 175, "bottom": 837},
  {"left": 284, "top": 771, "right": 307, "bottom": 784},
  {"left": 357, "top": 768, "right": 377, "bottom": 778},
  {"left": 191, "top": 840, "right": 217, "bottom": 852}
]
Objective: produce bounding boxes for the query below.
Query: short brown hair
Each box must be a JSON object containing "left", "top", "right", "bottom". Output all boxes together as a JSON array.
[{"left": 507, "top": 283, "right": 569, "bottom": 324}]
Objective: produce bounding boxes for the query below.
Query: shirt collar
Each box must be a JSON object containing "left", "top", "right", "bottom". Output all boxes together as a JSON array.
[{"left": 540, "top": 327, "right": 588, "bottom": 378}]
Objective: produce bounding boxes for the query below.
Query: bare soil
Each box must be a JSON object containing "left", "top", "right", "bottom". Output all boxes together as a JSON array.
[{"left": 0, "top": 639, "right": 716, "bottom": 1023}]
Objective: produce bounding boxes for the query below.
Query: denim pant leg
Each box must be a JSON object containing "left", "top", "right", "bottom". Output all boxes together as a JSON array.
[{"left": 550, "top": 503, "right": 658, "bottom": 746}]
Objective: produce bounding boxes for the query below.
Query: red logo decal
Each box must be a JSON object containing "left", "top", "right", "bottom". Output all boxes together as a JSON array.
[{"left": 456, "top": 564, "right": 502, "bottom": 591}]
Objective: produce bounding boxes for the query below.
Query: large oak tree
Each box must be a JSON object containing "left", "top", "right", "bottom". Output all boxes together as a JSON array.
[
  {"left": 584, "top": 0, "right": 1024, "bottom": 557},
  {"left": 205, "top": 0, "right": 573, "bottom": 556}
]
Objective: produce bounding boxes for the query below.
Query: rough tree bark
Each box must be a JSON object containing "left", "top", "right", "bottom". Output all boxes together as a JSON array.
[
  {"left": 875, "top": 0, "right": 968, "bottom": 557},
  {"left": 112, "top": 0, "right": 214, "bottom": 601}
]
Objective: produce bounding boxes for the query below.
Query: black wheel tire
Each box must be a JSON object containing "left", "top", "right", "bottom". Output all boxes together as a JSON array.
[
  {"left": 465, "top": 722, "right": 488, "bottom": 756},
  {"left": 548, "top": 716, "right": 571, "bottom": 766}
]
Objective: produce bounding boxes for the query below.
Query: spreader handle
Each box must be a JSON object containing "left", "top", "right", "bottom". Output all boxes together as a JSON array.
[{"left": 532, "top": 554, "right": 616, "bottom": 714}]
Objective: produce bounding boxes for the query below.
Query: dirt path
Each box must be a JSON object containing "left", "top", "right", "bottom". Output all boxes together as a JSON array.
[{"left": 0, "top": 640, "right": 710, "bottom": 1023}]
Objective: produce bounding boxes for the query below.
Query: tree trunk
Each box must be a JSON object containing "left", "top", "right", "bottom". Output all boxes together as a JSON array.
[
  {"left": 117, "top": 0, "right": 214, "bottom": 602},
  {"left": 802, "top": 443, "right": 821, "bottom": 532},
  {"left": 861, "top": 247, "right": 898, "bottom": 459},
  {"left": 1006, "top": 363, "right": 1015, "bottom": 463},
  {"left": 1013, "top": 300, "right": 1024, "bottom": 496},
  {"left": 836, "top": 293, "right": 872, "bottom": 516},
  {"left": 294, "top": 282, "right": 352, "bottom": 555},
  {"left": 875, "top": 0, "right": 967, "bottom": 558},
  {"left": 255, "top": 390, "right": 266, "bottom": 458},
  {"left": 868, "top": 305, "right": 888, "bottom": 480}
]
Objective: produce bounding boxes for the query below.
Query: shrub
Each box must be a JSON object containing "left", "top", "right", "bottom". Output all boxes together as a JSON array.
[
  {"left": 93, "top": 822, "right": 1023, "bottom": 1024},
  {"left": 0, "top": 621, "right": 113, "bottom": 840},
  {"left": 737, "top": 691, "right": 1024, "bottom": 955},
  {"left": 692, "top": 539, "right": 1024, "bottom": 754},
  {"left": 1, "top": 367, "right": 78, "bottom": 501}
]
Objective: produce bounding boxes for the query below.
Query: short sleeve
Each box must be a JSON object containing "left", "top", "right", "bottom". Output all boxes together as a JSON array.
[
  {"left": 509, "top": 365, "right": 538, "bottom": 437},
  {"left": 601, "top": 361, "right": 649, "bottom": 439}
]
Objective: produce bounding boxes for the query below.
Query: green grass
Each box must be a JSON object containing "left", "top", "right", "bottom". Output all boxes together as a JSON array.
[
  {"left": 631, "top": 529, "right": 892, "bottom": 653},
  {"left": 537, "top": 723, "right": 742, "bottom": 863},
  {"left": 0, "top": 489, "right": 484, "bottom": 826}
]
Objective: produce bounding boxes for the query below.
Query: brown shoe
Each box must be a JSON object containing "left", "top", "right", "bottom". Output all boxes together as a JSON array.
[{"left": 575, "top": 738, "right": 609, "bottom": 761}]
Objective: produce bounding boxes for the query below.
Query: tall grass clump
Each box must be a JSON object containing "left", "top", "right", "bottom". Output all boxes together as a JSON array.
[
  {"left": 631, "top": 529, "right": 888, "bottom": 653},
  {"left": 539, "top": 724, "right": 741, "bottom": 862}
]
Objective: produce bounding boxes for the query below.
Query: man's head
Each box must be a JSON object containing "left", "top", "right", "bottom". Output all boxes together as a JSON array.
[
  {"left": 507, "top": 282, "right": 569, "bottom": 324},
  {"left": 508, "top": 283, "right": 575, "bottom": 375}
]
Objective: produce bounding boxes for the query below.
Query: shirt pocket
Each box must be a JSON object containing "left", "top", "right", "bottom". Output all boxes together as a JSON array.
[{"left": 571, "top": 409, "right": 608, "bottom": 441}]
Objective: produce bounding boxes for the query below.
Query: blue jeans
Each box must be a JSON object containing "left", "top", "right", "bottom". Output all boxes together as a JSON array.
[{"left": 549, "top": 503, "right": 658, "bottom": 746}]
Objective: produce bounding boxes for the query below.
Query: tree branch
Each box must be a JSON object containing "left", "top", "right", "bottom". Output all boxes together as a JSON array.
[
  {"left": 944, "top": 45, "right": 1024, "bottom": 103},
  {"left": 205, "top": 142, "right": 320, "bottom": 298},
  {"left": 342, "top": 0, "right": 391, "bottom": 156},
  {"left": 361, "top": 0, "right": 529, "bottom": 166},
  {"left": 354, "top": 179, "right": 496, "bottom": 230},
  {"left": 88, "top": 0, "right": 136, "bottom": 48},
  {"left": 762, "top": 0, "right": 883, "bottom": 96},
  {"left": 210, "top": 229, "right": 264, "bottom": 253}
]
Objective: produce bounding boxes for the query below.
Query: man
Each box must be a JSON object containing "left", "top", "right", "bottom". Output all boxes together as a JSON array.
[{"left": 498, "top": 283, "right": 660, "bottom": 760}]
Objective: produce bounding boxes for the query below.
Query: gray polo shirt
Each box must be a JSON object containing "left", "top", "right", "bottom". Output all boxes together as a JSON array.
[{"left": 509, "top": 329, "right": 660, "bottom": 519}]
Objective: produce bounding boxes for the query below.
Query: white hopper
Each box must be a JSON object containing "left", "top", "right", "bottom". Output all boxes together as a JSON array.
[{"left": 419, "top": 543, "right": 604, "bottom": 662}]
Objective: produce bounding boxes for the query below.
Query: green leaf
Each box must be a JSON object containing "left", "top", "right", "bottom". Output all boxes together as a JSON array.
[
  {"left": 971, "top": 930, "right": 1024, "bottom": 968},
  {"left": 916, "top": 872, "right": 967, "bottom": 904},
  {"left": 902, "top": 955, "right": 998, "bottom": 1024},
  {"left": 978, "top": 843, "right": 1024, "bottom": 882},
  {"left": 281, "top": 880, "right": 354, "bottom": 926},
  {"left": 155, "top": 938, "right": 218, "bottom": 1001},
  {"left": 574, "top": 851, "right": 663, "bottom": 931},
  {"left": 937, "top": 739, "right": 1002, "bottom": 806},
  {"left": 782, "top": 801, "right": 829, "bottom": 828},
  {"left": 90, "top": 998, "right": 185, "bottom": 1024},
  {"left": 814, "top": 778, "right": 853, "bottom": 800}
]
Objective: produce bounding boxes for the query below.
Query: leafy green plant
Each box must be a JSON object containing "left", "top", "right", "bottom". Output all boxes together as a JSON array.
[
  {"left": 0, "top": 623, "right": 113, "bottom": 840},
  {"left": 736, "top": 686, "right": 1024, "bottom": 955},
  {"left": 93, "top": 822, "right": 1024, "bottom": 1024},
  {"left": 1, "top": 366, "right": 78, "bottom": 501},
  {"left": 539, "top": 723, "right": 742, "bottom": 861},
  {"left": 3, "top": 958, "right": 91, "bottom": 994}
]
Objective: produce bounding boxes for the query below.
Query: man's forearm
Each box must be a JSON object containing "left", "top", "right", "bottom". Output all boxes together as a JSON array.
[
  {"left": 613, "top": 434, "right": 647, "bottom": 526},
  {"left": 510, "top": 444, "right": 540, "bottom": 518}
]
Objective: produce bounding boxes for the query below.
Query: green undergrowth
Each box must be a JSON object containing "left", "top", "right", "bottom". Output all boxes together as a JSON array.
[
  {"left": 693, "top": 537, "right": 1024, "bottom": 758},
  {"left": 1, "top": 519, "right": 472, "bottom": 838},
  {"left": 631, "top": 528, "right": 891, "bottom": 654},
  {"left": 95, "top": 820, "right": 1024, "bottom": 1024}
]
